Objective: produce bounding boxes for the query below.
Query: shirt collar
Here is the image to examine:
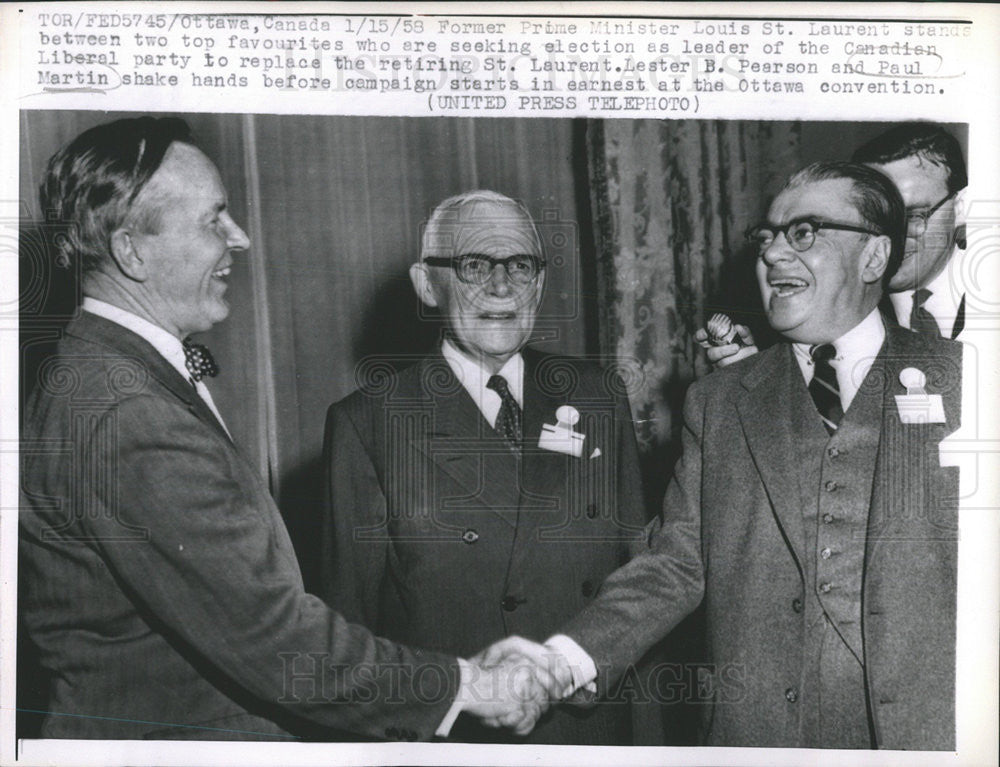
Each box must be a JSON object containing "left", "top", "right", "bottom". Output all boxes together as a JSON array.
[
  {"left": 81, "top": 297, "right": 190, "bottom": 382},
  {"left": 792, "top": 307, "right": 883, "bottom": 362},
  {"left": 441, "top": 338, "right": 524, "bottom": 416}
]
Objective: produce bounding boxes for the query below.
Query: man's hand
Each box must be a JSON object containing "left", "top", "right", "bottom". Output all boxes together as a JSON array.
[
  {"left": 694, "top": 323, "right": 758, "bottom": 369},
  {"left": 459, "top": 650, "right": 555, "bottom": 735},
  {"left": 461, "top": 636, "right": 572, "bottom": 735}
]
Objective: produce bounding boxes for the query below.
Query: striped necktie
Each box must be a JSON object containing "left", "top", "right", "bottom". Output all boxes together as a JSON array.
[
  {"left": 809, "top": 343, "right": 843, "bottom": 435},
  {"left": 487, "top": 374, "right": 522, "bottom": 453}
]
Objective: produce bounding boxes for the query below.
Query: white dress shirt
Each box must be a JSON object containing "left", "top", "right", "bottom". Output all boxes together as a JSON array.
[
  {"left": 81, "top": 298, "right": 231, "bottom": 437},
  {"left": 792, "top": 307, "right": 886, "bottom": 413}
]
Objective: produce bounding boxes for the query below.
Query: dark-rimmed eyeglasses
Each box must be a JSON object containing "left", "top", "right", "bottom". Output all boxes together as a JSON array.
[
  {"left": 423, "top": 253, "right": 546, "bottom": 285},
  {"left": 906, "top": 189, "right": 958, "bottom": 236},
  {"left": 745, "top": 217, "right": 883, "bottom": 254}
]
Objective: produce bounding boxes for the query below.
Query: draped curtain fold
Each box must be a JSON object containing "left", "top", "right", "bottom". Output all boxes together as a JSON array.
[{"left": 587, "top": 120, "right": 802, "bottom": 459}]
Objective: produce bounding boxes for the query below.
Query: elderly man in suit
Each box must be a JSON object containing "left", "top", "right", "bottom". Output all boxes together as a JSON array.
[
  {"left": 321, "top": 190, "right": 648, "bottom": 744},
  {"left": 493, "top": 161, "right": 962, "bottom": 749},
  {"left": 700, "top": 122, "right": 968, "bottom": 365},
  {"left": 18, "top": 117, "right": 548, "bottom": 741}
]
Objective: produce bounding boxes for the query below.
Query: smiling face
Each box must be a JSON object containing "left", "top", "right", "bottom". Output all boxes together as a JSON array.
[
  {"left": 871, "top": 154, "right": 957, "bottom": 291},
  {"left": 756, "top": 177, "right": 889, "bottom": 344},
  {"left": 412, "top": 198, "right": 544, "bottom": 373},
  {"left": 127, "top": 143, "right": 249, "bottom": 338}
]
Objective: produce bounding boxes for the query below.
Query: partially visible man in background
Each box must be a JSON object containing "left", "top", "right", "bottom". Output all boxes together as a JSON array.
[
  {"left": 699, "top": 122, "right": 967, "bottom": 366},
  {"left": 321, "top": 190, "right": 649, "bottom": 744},
  {"left": 19, "top": 118, "right": 546, "bottom": 742}
]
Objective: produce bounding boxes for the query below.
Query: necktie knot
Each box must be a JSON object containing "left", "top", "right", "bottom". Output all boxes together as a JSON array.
[
  {"left": 810, "top": 343, "right": 837, "bottom": 364},
  {"left": 183, "top": 338, "right": 219, "bottom": 382},
  {"left": 486, "top": 374, "right": 511, "bottom": 397},
  {"left": 913, "top": 288, "right": 932, "bottom": 309},
  {"left": 486, "top": 374, "right": 521, "bottom": 453}
]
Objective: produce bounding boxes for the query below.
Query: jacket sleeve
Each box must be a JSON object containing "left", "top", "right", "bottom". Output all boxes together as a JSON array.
[
  {"left": 561, "top": 379, "right": 708, "bottom": 691},
  {"left": 320, "top": 398, "right": 390, "bottom": 631},
  {"left": 85, "top": 393, "right": 457, "bottom": 740}
]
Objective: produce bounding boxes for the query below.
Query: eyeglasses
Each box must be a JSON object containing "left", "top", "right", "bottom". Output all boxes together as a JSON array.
[
  {"left": 745, "top": 217, "right": 882, "bottom": 254},
  {"left": 423, "top": 253, "right": 546, "bottom": 285},
  {"left": 905, "top": 189, "right": 958, "bottom": 236}
]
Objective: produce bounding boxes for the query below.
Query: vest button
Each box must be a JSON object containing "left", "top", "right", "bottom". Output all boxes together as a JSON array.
[
  {"left": 820, "top": 547, "right": 832, "bottom": 559},
  {"left": 819, "top": 581, "right": 832, "bottom": 593},
  {"left": 462, "top": 529, "right": 479, "bottom": 544},
  {"left": 785, "top": 688, "right": 798, "bottom": 703},
  {"left": 824, "top": 480, "right": 838, "bottom": 492},
  {"left": 822, "top": 513, "right": 835, "bottom": 524},
  {"left": 792, "top": 598, "right": 803, "bottom": 613},
  {"left": 501, "top": 595, "right": 521, "bottom": 612},
  {"left": 827, "top": 446, "right": 841, "bottom": 458}
]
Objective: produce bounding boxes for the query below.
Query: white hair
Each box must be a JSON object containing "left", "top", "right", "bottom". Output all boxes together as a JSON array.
[{"left": 419, "top": 190, "right": 543, "bottom": 261}]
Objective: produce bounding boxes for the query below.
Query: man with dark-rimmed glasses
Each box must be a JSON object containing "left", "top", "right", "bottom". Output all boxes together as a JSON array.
[
  {"left": 505, "top": 162, "right": 963, "bottom": 749},
  {"left": 320, "top": 190, "right": 648, "bottom": 744},
  {"left": 700, "top": 122, "right": 968, "bottom": 368}
]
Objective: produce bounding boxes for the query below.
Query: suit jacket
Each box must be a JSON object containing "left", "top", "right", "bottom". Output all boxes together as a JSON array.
[
  {"left": 561, "top": 323, "right": 962, "bottom": 749},
  {"left": 321, "top": 348, "right": 648, "bottom": 744},
  {"left": 18, "top": 312, "right": 458, "bottom": 741}
]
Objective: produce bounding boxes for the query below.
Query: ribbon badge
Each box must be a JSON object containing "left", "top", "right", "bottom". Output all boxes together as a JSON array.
[
  {"left": 894, "top": 367, "right": 946, "bottom": 424},
  {"left": 538, "top": 405, "right": 586, "bottom": 457}
]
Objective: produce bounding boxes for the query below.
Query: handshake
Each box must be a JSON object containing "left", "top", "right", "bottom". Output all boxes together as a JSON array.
[{"left": 456, "top": 636, "right": 583, "bottom": 736}]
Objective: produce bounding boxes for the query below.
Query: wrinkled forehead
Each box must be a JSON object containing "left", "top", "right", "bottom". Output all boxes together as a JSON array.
[
  {"left": 768, "top": 177, "right": 861, "bottom": 224},
  {"left": 426, "top": 199, "right": 541, "bottom": 257}
]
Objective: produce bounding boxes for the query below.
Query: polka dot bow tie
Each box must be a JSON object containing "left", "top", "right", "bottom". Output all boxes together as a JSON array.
[{"left": 182, "top": 337, "right": 219, "bottom": 382}]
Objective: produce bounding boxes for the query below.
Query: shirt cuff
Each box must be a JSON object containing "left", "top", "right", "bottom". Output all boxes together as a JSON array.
[
  {"left": 435, "top": 657, "right": 471, "bottom": 737},
  {"left": 544, "top": 634, "right": 598, "bottom": 697}
]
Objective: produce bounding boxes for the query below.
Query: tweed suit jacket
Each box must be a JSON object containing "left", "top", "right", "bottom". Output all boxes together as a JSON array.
[
  {"left": 321, "top": 348, "right": 648, "bottom": 744},
  {"left": 560, "top": 323, "right": 962, "bottom": 749},
  {"left": 19, "top": 311, "right": 458, "bottom": 741}
]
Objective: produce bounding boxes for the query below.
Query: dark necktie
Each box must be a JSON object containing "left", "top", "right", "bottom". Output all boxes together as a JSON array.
[
  {"left": 183, "top": 337, "right": 219, "bottom": 383},
  {"left": 909, "top": 288, "right": 942, "bottom": 338},
  {"left": 487, "top": 374, "right": 522, "bottom": 453},
  {"left": 809, "top": 344, "right": 843, "bottom": 435}
]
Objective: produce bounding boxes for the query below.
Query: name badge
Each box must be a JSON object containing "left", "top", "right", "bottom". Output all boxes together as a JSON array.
[
  {"left": 894, "top": 367, "right": 946, "bottom": 424},
  {"left": 538, "top": 405, "right": 585, "bottom": 457}
]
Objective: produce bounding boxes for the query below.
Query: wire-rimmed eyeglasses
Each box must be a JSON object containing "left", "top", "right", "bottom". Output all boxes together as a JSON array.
[
  {"left": 423, "top": 253, "right": 546, "bottom": 285},
  {"left": 906, "top": 189, "right": 958, "bottom": 236}
]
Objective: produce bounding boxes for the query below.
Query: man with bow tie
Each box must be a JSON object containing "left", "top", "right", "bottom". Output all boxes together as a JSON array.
[
  {"left": 499, "top": 162, "right": 963, "bottom": 749},
  {"left": 320, "top": 190, "right": 649, "bottom": 744},
  {"left": 18, "top": 118, "right": 549, "bottom": 741}
]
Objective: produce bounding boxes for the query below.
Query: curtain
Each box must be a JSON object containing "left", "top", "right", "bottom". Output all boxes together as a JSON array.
[{"left": 587, "top": 120, "right": 803, "bottom": 470}]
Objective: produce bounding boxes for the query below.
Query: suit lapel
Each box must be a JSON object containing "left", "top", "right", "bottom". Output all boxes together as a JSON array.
[
  {"left": 736, "top": 344, "right": 807, "bottom": 570},
  {"left": 69, "top": 312, "right": 232, "bottom": 442},
  {"left": 412, "top": 355, "right": 521, "bottom": 527}
]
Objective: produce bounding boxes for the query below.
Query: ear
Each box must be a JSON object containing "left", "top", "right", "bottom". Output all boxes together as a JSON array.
[
  {"left": 109, "top": 228, "right": 148, "bottom": 281},
  {"left": 861, "top": 235, "right": 891, "bottom": 284},
  {"left": 409, "top": 262, "right": 439, "bottom": 308}
]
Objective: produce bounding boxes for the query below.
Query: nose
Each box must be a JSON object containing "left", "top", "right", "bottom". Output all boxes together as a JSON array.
[
  {"left": 485, "top": 262, "right": 513, "bottom": 296},
  {"left": 222, "top": 212, "right": 250, "bottom": 251},
  {"left": 760, "top": 233, "right": 796, "bottom": 266}
]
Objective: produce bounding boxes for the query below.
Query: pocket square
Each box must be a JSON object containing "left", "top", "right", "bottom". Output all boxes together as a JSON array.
[{"left": 589, "top": 448, "right": 601, "bottom": 459}]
